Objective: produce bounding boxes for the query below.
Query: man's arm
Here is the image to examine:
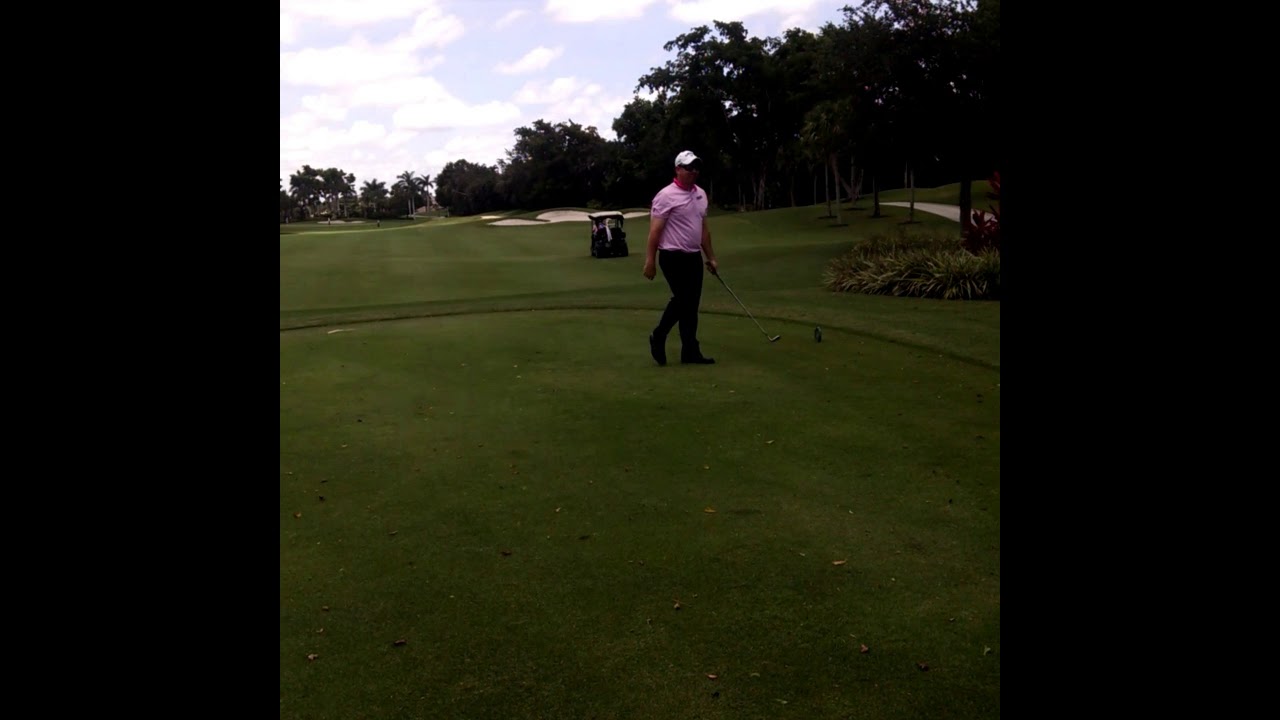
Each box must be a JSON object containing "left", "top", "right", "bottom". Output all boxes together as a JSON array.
[
  {"left": 643, "top": 215, "right": 666, "bottom": 280},
  {"left": 700, "top": 217, "right": 717, "bottom": 274}
]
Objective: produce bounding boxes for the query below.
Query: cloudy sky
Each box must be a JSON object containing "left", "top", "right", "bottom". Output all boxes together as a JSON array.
[{"left": 281, "top": 0, "right": 854, "bottom": 191}]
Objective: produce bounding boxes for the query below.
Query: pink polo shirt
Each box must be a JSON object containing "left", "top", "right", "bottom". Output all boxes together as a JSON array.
[{"left": 651, "top": 181, "right": 708, "bottom": 253}]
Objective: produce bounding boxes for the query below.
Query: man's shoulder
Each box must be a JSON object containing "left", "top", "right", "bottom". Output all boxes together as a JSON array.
[{"left": 651, "top": 183, "right": 678, "bottom": 207}]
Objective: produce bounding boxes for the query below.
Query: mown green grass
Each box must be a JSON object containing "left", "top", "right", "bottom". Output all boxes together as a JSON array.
[{"left": 281, "top": 188, "right": 999, "bottom": 719}]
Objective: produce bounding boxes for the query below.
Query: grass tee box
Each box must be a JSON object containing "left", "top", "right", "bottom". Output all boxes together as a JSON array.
[{"left": 280, "top": 191, "right": 1000, "bottom": 719}]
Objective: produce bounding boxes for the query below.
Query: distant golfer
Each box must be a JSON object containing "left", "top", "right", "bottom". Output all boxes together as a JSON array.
[{"left": 643, "top": 150, "right": 718, "bottom": 365}]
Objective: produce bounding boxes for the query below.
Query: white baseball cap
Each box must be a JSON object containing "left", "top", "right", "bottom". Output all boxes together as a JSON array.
[{"left": 674, "top": 150, "right": 701, "bottom": 168}]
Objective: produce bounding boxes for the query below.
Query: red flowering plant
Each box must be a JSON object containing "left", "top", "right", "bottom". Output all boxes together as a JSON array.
[{"left": 963, "top": 171, "right": 1000, "bottom": 255}]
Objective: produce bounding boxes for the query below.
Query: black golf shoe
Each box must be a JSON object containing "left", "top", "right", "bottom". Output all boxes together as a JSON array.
[{"left": 649, "top": 333, "right": 667, "bottom": 366}]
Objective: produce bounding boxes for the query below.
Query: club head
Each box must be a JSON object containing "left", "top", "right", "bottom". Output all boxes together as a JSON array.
[{"left": 769, "top": 335, "right": 781, "bottom": 343}]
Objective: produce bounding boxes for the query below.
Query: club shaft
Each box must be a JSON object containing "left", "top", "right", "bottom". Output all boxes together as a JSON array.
[{"left": 716, "top": 275, "right": 772, "bottom": 338}]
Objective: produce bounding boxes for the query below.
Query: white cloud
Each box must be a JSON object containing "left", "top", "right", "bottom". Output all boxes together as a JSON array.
[
  {"left": 392, "top": 78, "right": 522, "bottom": 130},
  {"left": 281, "top": 116, "right": 390, "bottom": 159},
  {"left": 509, "top": 79, "right": 631, "bottom": 139},
  {"left": 424, "top": 132, "right": 515, "bottom": 172},
  {"left": 282, "top": 119, "right": 435, "bottom": 188},
  {"left": 300, "top": 94, "right": 349, "bottom": 121},
  {"left": 513, "top": 77, "right": 586, "bottom": 105},
  {"left": 387, "top": 6, "right": 465, "bottom": 53},
  {"left": 666, "top": 0, "right": 822, "bottom": 23},
  {"left": 350, "top": 76, "right": 450, "bottom": 108},
  {"left": 545, "top": 0, "right": 662, "bottom": 22},
  {"left": 281, "top": 37, "right": 431, "bottom": 87},
  {"left": 281, "top": 13, "right": 298, "bottom": 45},
  {"left": 280, "top": 111, "right": 321, "bottom": 141},
  {"left": 383, "top": 130, "right": 417, "bottom": 150},
  {"left": 546, "top": 93, "right": 632, "bottom": 140},
  {"left": 494, "top": 46, "right": 564, "bottom": 75},
  {"left": 779, "top": 13, "right": 812, "bottom": 33},
  {"left": 495, "top": 9, "right": 528, "bottom": 29},
  {"left": 279, "top": 0, "right": 440, "bottom": 26}
]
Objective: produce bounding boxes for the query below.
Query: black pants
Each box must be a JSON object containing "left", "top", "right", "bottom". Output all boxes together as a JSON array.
[{"left": 655, "top": 250, "right": 705, "bottom": 357}]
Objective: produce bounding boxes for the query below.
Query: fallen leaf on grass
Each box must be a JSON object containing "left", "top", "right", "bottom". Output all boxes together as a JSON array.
[
  {"left": 706, "top": 674, "right": 718, "bottom": 680},
  {"left": 316, "top": 628, "right": 324, "bottom": 634},
  {"left": 673, "top": 600, "right": 682, "bottom": 610},
  {"left": 393, "top": 639, "right": 407, "bottom": 647},
  {"left": 832, "top": 560, "right": 847, "bottom": 566},
  {"left": 499, "top": 550, "right": 513, "bottom": 556},
  {"left": 294, "top": 512, "right": 302, "bottom": 519},
  {"left": 306, "top": 654, "right": 319, "bottom": 661},
  {"left": 704, "top": 507, "right": 717, "bottom": 513},
  {"left": 860, "top": 644, "right": 869, "bottom": 654},
  {"left": 765, "top": 440, "right": 774, "bottom": 445},
  {"left": 321, "top": 606, "right": 330, "bottom": 612},
  {"left": 917, "top": 662, "right": 930, "bottom": 671},
  {"left": 983, "top": 647, "right": 992, "bottom": 656}
]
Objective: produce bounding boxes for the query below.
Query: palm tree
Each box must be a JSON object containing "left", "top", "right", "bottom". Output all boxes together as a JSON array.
[
  {"left": 395, "top": 171, "right": 418, "bottom": 217},
  {"left": 801, "top": 100, "right": 853, "bottom": 225},
  {"left": 341, "top": 172, "right": 356, "bottom": 218},
  {"left": 360, "top": 179, "right": 389, "bottom": 218},
  {"left": 418, "top": 174, "right": 434, "bottom": 210}
]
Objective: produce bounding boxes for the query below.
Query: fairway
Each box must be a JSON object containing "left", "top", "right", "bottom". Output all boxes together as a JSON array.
[{"left": 280, "top": 201, "right": 1000, "bottom": 719}]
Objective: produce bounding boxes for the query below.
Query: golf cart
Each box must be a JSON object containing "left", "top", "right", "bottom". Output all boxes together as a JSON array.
[{"left": 588, "top": 211, "right": 628, "bottom": 258}]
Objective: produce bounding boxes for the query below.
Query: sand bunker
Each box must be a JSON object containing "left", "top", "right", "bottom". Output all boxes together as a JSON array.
[{"left": 489, "top": 210, "right": 650, "bottom": 226}]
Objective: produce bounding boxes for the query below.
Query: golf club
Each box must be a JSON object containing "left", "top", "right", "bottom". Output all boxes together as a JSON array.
[{"left": 707, "top": 263, "right": 781, "bottom": 342}]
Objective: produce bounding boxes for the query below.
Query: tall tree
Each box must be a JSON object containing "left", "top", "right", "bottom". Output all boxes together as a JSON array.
[
  {"left": 394, "top": 171, "right": 419, "bottom": 217},
  {"left": 638, "top": 21, "right": 784, "bottom": 210},
  {"left": 288, "top": 165, "right": 322, "bottom": 219},
  {"left": 434, "top": 160, "right": 503, "bottom": 216},
  {"left": 613, "top": 95, "right": 679, "bottom": 207},
  {"left": 801, "top": 99, "right": 855, "bottom": 224},
  {"left": 359, "top": 179, "right": 389, "bottom": 218},
  {"left": 318, "top": 167, "right": 350, "bottom": 219},
  {"left": 771, "top": 28, "right": 826, "bottom": 206},
  {"left": 502, "top": 120, "right": 609, "bottom": 209}
]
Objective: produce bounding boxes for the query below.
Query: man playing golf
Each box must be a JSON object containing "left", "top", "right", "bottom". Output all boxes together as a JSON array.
[{"left": 643, "top": 150, "right": 718, "bottom": 366}]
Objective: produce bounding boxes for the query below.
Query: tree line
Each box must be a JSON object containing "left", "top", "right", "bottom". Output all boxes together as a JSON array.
[{"left": 282, "top": 0, "right": 998, "bottom": 227}]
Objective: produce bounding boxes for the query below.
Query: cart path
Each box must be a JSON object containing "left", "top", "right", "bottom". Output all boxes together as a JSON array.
[{"left": 880, "top": 202, "right": 967, "bottom": 222}]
